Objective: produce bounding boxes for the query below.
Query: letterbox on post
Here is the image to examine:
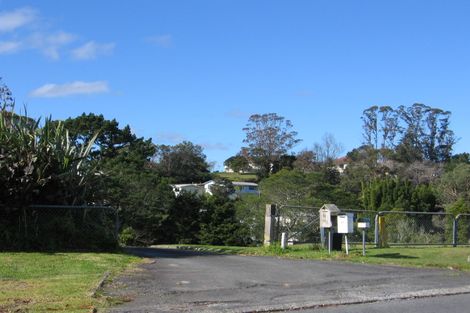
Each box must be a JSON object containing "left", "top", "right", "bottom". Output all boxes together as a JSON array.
[
  {"left": 337, "top": 213, "right": 354, "bottom": 255},
  {"left": 337, "top": 213, "right": 354, "bottom": 234},
  {"left": 357, "top": 217, "right": 371, "bottom": 256},
  {"left": 319, "top": 204, "right": 341, "bottom": 254},
  {"left": 319, "top": 204, "right": 341, "bottom": 228}
]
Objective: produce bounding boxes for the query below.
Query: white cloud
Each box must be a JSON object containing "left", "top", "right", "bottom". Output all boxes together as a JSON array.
[
  {"left": 0, "top": 41, "right": 22, "bottom": 54},
  {"left": 30, "top": 81, "right": 109, "bottom": 98},
  {"left": 199, "top": 142, "right": 230, "bottom": 151},
  {"left": 226, "top": 109, "right": 249, "bottom": 119},
  {"left": 28, "top": 31, "right": 76, "bottom": 59},
  {"left": 0, "top": 7, "right": 37, "bottom": 32},
  {"left": 156, "top": 132, "right": 186, "bottom": 143},
  {"left": 147, "top": 34, "right": 173, "bottom": 48},
  {"left": 71, "top": 41, "right": 115, "bottom": 60}
]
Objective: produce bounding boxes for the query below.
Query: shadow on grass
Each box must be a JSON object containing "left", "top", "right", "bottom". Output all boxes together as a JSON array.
[{"left": 372, "top": 253, "right": 419, "bottom": 259}]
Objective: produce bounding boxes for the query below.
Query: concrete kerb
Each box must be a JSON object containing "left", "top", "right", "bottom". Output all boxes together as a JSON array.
[{"left": 227, "top": 285, "right": 470, "bottom": 313}]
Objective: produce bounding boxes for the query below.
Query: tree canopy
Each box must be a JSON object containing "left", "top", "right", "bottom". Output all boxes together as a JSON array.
[{"left": 241, "top": 113, "right": 301, "bottom": 177}]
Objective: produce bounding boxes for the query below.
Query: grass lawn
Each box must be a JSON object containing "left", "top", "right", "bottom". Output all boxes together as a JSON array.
[
  {"left": 213, "top": 172, "right": 259, "bottom": 182},
  {"left": 168, "top": 244, "right": 470, "bottom": 271},
  {"left": 0, "top": 252, "right": 141, "bottom": 312}
]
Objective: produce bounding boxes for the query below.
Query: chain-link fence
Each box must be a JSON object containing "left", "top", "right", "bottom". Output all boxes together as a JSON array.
[
  {"left": 453, "top": 213, "right": 470, "bottom": 246},
  {"left": 275, "top": 205, "right": 321, "bottom": 244},
  {"left": 0, "top": 205, "right": 119, "bottom": 251},
  {"left": 272, "top": 205, "right": 376, "bottom": 245},
  {"left": 375, "top": 211, "right": 455, "bottom": 246},
  {"left": 267, "top": 204, "right": 470, "bottom": 247}
]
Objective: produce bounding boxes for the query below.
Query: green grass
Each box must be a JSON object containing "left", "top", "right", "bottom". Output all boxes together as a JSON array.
[
  {"left": 213, "top": 172, "right": 259, "bottom": 182},
  {"left": 168, "top": 244, "right": 470, "bottom": 271},
  {"left": 0, "top": 252, "right": 141, "bottom": 312}
]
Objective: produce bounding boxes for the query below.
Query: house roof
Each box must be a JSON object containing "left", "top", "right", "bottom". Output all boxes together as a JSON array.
[{"left": 232, "top": 181, "right": 258, "bottom": 187}]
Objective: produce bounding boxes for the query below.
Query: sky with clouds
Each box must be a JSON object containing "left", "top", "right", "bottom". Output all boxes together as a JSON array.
[{"left": 1, "top": 0, "right": 470, "bottom": 171}]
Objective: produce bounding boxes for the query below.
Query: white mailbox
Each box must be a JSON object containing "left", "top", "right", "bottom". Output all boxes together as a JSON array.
[
  {"left": 337, "top": 213, "right": 354, "bottom": 234},
  {"left": 319, "top": 204, "right": 341, "bottom": 228}
]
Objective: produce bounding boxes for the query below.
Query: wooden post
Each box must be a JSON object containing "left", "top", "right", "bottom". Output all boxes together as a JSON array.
[
  {"left": 378, "top": 216, "right": 388, "bottom": 248},
  {"left": 264, "top": 204, "right": 276, "bottom": 246}
]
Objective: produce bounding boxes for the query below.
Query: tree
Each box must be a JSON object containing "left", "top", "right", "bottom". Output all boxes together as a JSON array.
[
  {"left": 293, "top": 149, "right": 317, "bottom": 173},
  {"left": 437, "top": 163, "right": 470, "bottom": 206},
  {"left": 153, "top": 141, "right": 211, "bottom": 183},
  {"left": 361, "top": 106, "right": 379, "bottom": 149},
  {"left": 312, "top": 133, "right": 344, "bottom": 164},
  {"left": 224, "top": 155, "right": 250, "bottom": 173},
  {"left": 209, "top": 178, "right": 235, "bottom": 198},
  {"left": 242, "top": 113, "right": 301, "bottom": 176},
  {"left": 59, "top": 113, "right": 148, "bottom": 159}
]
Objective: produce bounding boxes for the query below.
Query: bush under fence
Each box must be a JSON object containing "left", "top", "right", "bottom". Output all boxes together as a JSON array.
[{"left": 0, "top": 205, "right": 119, "bottom": 251}]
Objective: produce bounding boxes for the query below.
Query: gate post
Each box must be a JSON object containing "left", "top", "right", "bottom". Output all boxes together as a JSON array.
[
  {"left": 453, "top": 216, "right": 459, "bottom": 247},
  {"left": 264, "top": 204, "right": 276, "bottom": 246}
]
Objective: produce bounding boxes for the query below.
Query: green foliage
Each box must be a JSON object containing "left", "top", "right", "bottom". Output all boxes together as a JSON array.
[
  {"left": 0, "top": 109, "right": 98, "bottom": 208},
  {"left": 224, "top": 155, "right": 250, "bottom": 173},
  {"left": 361, "top": 177, "right": 437, "bottom": 212},
  {"left": 438, "top": 163, "right": 470, "bottom": 207},
  {"left": 199, "top": 196, "right": 250, "bottom": 246},
  {"left": 235, "top": 194, "right": 265, "bottom": 243},
  {"left": 153, "top": 141, "right": 212, "bottom": 183},
  {"left": 209, "top": 178, "right": 235, "bottom": 198},
  {"left": 161, "top": 193, "right": 202, "bottom": 244},
  {"left": 119, "top": 226, "right": 137, "bottom": 246}
]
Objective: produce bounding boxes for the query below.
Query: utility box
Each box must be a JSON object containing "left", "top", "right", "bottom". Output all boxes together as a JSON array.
[
  {"left": 337, "top": 213, "right": 354, "bottom": 234},
  {"left": 319, "top": 204, "right": 341, "bottom": 228}
]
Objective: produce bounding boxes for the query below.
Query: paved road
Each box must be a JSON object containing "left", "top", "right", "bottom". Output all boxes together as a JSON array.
[
  {"left": 103, "top": 247, "right": 470, "bottom": 313},
  {"left": 300, "top": 294, "right": 470, "bottom": 313}
]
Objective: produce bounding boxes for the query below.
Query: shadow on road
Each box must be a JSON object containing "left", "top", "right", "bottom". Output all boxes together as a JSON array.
[{"left": 372, "top": 253, "right": 418, "bottom": 259}]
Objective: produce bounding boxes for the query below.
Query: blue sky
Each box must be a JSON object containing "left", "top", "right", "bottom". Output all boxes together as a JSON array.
[{"left": 1, "top": 1, "right": 470, "bottom": 171}]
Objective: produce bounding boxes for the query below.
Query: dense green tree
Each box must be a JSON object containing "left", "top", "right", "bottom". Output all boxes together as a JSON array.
[
  {"left": 223, "top": 155, "right": 250, "bottom": 173},
  {"left": 153, "top": 141, "right": 211, "bottom": 183},
  {"left": 199, "top": 196, "right": 249, "bottom": 246},
  {"left": 362, "top": 177, "right": 436, "bottom": 212},
  {"left": 209, "top": 178, "right": 235, "bottom": 198}
]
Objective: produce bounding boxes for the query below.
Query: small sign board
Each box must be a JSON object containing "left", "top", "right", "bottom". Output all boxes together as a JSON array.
[
  {"left": 337, "top": 213, "right": 354, "bottom": 234},
  {"left": 357, "top": 217, "right": 371, "bottom": 229}
]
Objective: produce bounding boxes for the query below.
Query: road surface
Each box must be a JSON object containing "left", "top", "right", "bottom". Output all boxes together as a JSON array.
[{"left": 103, "top": 247, "right": 470, "bottom": 312}]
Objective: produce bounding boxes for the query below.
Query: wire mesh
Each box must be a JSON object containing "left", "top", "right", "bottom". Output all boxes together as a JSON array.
[
  {"left": 378, "top": 211, "right": 454, "bottom": 246},
  {"left": 0, "top": 205, "right": 118, "bottom": 251}
]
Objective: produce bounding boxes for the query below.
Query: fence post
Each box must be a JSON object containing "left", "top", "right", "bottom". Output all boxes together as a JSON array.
[
  {"left": 374, "top": 214, "right": 379, "bottom": 248},
  {"left": 264, "top": 204, "right": 276, "bottom": 246},
  {"left": 453, "top": 216, "right": 459, "bottom": 247}
]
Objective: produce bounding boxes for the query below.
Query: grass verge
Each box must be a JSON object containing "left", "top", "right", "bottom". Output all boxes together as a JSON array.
[
  {"left": 213, "top": 172, "right": 259, "bottom": 182},
  {"left": 0, "top": 251, "right": 141, "bottom": 312},
  {"left": 167, "top": 244, "right": 470, "bottom": 271}
]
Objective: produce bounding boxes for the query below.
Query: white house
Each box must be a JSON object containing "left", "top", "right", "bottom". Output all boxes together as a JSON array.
[
  {"left": 171, "top": 183, "right": 205, "bottom": 197},
  {"left": 171, "top": 180, "right": 259, "bottom": 198}
]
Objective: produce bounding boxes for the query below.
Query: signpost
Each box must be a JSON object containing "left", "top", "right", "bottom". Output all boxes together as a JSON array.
[{"left": 357, "top": 218, "right": 371, "bottom": 256}]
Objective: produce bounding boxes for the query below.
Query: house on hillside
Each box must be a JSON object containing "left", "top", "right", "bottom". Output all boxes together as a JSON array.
[
  {"left": 171, "top": 183, "right": 205, "bottom": 197},
  {"left": 334, "top": 157, "right": 350, "bottom": 174},
  {"left": 171, "top": 180, "right": 259, "bottom": 198}
]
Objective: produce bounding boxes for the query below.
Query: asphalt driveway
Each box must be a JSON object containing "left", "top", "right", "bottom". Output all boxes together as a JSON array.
[{"left": 103, "top": 247, "right": 470, "bottom": 313}]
